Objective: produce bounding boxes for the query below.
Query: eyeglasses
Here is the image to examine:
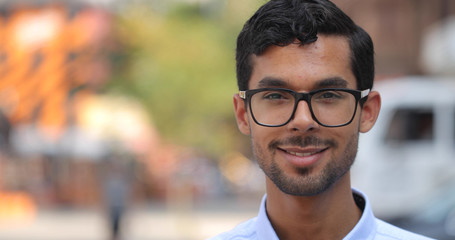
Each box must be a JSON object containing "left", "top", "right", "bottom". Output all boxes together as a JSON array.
[{"left": 239, "top": 88, "right": 370, "bottom": 127}]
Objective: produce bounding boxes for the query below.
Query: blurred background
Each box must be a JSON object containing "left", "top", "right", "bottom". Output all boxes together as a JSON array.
[{"left": 0, "top": 0, "right": 454, "bottom": 239}]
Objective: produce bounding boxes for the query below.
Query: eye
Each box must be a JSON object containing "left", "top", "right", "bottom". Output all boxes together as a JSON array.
[
  {"left": 264, "top": 92, "right": 285, "bottom": 99},
  {"left": 262, "top": 91, "right": 290, "bottom": 100},
  {"left": 320, "top": 91, "right": 341, "bottom": 99},
  {"left": 313, "top": 90, "right": 345, "bottom": 102}
]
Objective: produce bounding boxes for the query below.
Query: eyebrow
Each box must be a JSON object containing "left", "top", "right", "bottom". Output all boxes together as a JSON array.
[
  {"left": 314, "top": 77, "right": 349, "bottom": 89},
  {"left": 257, "top": 77, "right": 288, "bottom": 88},
  {"left": 256, "top": 76, "right": 349, "bottom": 89}
]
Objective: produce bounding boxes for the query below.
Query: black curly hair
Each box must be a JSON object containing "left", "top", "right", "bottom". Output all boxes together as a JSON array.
[{"left": 236, "top": 0, "right": 374, "bottom": 91}]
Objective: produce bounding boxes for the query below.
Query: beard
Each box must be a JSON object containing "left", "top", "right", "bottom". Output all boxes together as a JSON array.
[{"left": 252, "top": 134, "right": 359, "bottom": 196}]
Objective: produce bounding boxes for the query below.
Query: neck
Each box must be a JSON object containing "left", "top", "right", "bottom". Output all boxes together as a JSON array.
[{"left": 265, "top": 174, "right": 362, "bottom": 240}]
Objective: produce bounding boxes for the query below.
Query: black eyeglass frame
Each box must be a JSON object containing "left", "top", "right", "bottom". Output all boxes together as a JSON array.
[{"left": 239, "top": 88, "right": 371, "bottom": 128}]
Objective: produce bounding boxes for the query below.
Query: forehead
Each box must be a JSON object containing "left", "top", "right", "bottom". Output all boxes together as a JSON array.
[{"left": 249, "top": 35, "right": 356, "bottom": 90}]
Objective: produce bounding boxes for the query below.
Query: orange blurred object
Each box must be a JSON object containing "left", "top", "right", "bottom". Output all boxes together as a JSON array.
[
  {"left": 0, "top": 5, "right": 113, "bottom": 136},
  {"left": 0, "top": 191, "right": 36, "bottom": 224}
]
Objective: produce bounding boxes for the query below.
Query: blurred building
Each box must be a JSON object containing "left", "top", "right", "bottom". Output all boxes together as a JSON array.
[
  {"left": 334, "top": 0, "right": 455, "bottom": 77},
  {"left": 1, "top": 0, "right": 455, "bottom": 213},
  {"left": 0, "top": 0, "right": 154, "bottom": 211},
  {"left": 0, "top": 0, "right": 227, "bottom": 213},
  {"left": 0, "top": 0, "right": 112, "bottom": 133}
]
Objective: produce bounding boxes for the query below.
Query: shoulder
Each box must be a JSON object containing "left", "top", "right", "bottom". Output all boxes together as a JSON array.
[
  {"left": 374, "top": 219, "right": 435, "bottom": 240},
  {"left": 206, "top": 217, "right": 258, "bottom": 240}
]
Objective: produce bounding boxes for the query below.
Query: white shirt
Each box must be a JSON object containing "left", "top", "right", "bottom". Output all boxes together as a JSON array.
[{"left": 208, "top": 189, "right": 435, "bottom": 240}]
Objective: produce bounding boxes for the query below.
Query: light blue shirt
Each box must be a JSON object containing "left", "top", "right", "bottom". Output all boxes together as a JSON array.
[{"left": 208, "top": 189, "right": 434, "bottom": 240}]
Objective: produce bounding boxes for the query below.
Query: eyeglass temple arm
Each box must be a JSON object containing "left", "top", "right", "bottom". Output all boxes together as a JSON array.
[{"left": 361, "top": 89, "right": 370, "bottom": 99}]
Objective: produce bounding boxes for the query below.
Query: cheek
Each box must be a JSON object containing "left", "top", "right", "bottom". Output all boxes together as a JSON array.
[
  {"left": 250, "top": 125, "right": 282, "bottom": 148},
  {"left": 326, "top": 124, "right": 358, "bottom": 149}
]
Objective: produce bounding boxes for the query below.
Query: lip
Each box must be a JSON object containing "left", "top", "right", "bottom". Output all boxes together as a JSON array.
[{"left": 277, "top": 146, "right": 328, "bottom": 168}]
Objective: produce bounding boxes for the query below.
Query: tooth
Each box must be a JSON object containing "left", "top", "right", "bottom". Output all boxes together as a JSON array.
[{"left": 288, "top": 151, "right": 314, "bottom": 157}]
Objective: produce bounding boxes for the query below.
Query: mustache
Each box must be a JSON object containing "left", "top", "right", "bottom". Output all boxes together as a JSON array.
[{"left": 268, "top": 136, "right": 336, "bottom": 151}]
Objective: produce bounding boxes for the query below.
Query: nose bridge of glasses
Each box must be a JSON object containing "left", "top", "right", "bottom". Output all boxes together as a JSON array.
[
  {"left": 295, "top": 92, "right": 312, "bottom": 105},
  {"left": 292, "top": 92, "right": 315, "bottom": 120}
]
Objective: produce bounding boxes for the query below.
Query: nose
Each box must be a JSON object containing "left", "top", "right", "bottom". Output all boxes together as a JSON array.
[{"left": 287, "top": 100, "right": 319, "bottom": 132}]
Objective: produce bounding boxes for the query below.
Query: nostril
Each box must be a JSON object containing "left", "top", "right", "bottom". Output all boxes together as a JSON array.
[{"left": 291, "top": 125, "right": 316, "bottom": 132}]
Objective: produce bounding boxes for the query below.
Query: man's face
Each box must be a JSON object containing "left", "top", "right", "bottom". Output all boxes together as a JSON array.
[{"left": 234, "top": 35, "right": 371, "bottom": 196}]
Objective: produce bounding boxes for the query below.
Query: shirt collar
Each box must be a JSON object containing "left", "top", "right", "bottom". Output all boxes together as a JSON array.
[
  {"left": 343, "top": 188, "right": 377, "bottom": 239},
  {"left": 254, "top": 188, "right": 377, "bottom": 240},
  {"left": 255, "top": 194, "right": 279, "bottom": 240}
]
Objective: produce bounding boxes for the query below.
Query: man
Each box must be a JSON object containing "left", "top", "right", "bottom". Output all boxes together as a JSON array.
[{"left": 209, "top": 0, "right": 433, "bottom": 239}]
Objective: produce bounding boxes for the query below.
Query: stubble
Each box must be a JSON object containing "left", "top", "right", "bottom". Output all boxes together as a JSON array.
[{"left": 253, "top": 134, "right": 359, "bottom": 196}]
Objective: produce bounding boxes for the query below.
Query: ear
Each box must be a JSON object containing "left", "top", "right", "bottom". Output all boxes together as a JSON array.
[
  {"left": 359, "top": 90, "right": 381, "bottom": 133},
  {"left": 233, "top": 94, "right": 251, "bottom": 135}
]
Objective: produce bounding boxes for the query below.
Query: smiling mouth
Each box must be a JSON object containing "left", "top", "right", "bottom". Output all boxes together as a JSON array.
[{"left": 281, "top": 148, "right": 328, "bottom": 157}]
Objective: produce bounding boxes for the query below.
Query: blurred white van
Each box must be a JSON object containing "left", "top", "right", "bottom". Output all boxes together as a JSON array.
[{"left": 352, "top": 76, "right": 455, "bottom": 226}]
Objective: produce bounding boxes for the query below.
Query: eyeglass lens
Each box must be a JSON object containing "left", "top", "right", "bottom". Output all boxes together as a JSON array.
[{"left": 249, "top": 89, "right": 357, "bottom": 127}]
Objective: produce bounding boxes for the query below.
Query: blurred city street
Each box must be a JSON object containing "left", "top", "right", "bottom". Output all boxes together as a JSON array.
[
  {"left": 0, "top": 0, "right": 455, "bottom": 240},
  {"left": 0, "top": 198, "right": 259, "bottom": 240}
]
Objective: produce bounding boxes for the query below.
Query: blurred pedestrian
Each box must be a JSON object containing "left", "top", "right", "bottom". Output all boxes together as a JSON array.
[
  {"left": 209, "top": 0, "right": 433, "bottom": 239},
  {"left": 0, "top": 110, "right": 11, "bottom": 153},
  {"left": 102, "top": 156, "right": 131, "bottom": 240}
]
